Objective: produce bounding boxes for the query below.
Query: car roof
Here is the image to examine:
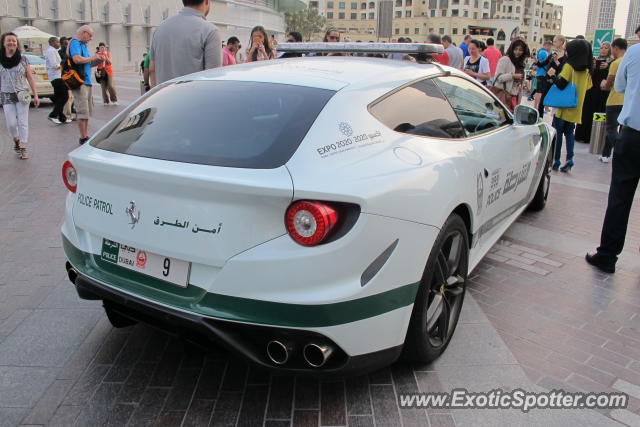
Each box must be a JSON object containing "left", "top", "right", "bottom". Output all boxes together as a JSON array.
[{"left": 183, "top": 56, "right": 446, "bottom": 91}]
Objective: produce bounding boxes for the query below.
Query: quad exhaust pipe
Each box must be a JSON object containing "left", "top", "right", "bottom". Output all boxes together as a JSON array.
[
  {"left": 266, "top": 340, "right": 294, "bottom": 365},
  {"left": 266, "top": 340, "right": 335, "bottom": 368},
  {"left": 66, "top": 262, "right": 77, "bottom": 284},
  {"left": 303, "top": 343, "right": 334, "bottom": 368}
]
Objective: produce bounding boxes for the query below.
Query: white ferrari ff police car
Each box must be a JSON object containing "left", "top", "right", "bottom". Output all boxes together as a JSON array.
[{"left": 61, "top": 43, "right": 554, "bottom": 375}]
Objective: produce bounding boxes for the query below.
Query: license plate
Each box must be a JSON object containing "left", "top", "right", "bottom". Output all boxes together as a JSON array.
[{"left": 100, "top": 239, "right": 190, "bottom": 287}]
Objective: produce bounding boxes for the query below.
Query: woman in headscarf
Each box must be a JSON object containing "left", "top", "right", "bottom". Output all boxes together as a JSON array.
[
  {"left": 547, "top": 39, "right": 593, "bottom": 172},
  {"left": 493, "top": 39, "right": 530, "bottom": 111},
  {"left": 0, "top": 32, "right": 40, "bottom": 160},
  {"left": 575, "top": 41, "right": 612, "bottom": 143},
  {"left": 246, "top": 26, "right": 276, "bottom": 62}
]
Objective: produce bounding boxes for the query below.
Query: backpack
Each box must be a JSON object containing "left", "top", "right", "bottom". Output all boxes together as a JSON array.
[{"left": 61, "top": 39, "right": 85, "bottom": 90}]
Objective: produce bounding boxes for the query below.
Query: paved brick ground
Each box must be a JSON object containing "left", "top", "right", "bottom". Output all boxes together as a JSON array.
[{"left": 0, "top": 73, "right": 638, "bottom": 426}]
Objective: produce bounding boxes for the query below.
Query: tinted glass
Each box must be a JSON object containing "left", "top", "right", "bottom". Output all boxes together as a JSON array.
[
  {"left": 369, "top": 78, "right": 465, "bottom": 139},
  {"left": 435, "top": 76, "right": 510, "bottom": 136},
  {"left": 91, "top": 81, "right": 335, "bottom": 169}
]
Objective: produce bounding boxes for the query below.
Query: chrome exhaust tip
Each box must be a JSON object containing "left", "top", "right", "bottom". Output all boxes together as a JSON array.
[
  {"left": 266, "top": 340, "right": 292, "bottom": 365},
  {"left": 303, "top": 343, "right": 334, "bottom": 368}
]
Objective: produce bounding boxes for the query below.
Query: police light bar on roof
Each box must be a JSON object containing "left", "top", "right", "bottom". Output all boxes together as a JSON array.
[{"left": 276, "top": 42, "right": 444, "bottom": 55}]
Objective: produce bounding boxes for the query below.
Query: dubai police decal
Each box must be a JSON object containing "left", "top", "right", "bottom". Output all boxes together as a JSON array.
[
  {"left": 316, "top": 122, "right": 385, "bottom": 158},
  {"left": 476, "top": 172, "right": 484, "bottom": 215}
]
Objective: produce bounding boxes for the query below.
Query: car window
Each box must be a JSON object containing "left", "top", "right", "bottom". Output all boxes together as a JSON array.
[
  {"left": 25, "top": 54, "right": 45, "bottom": 65},
  {"left": 434, "top": 76, "right": 510, "bottom": 137},
  {"left": 369, "top": 78, "right": 465, "bottom": 139},
  {"left": 90, "top": 80, "right": 335, "bottom": 169}
]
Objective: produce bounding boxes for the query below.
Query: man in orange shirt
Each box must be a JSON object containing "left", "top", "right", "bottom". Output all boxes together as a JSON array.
[
  {"left": 96, "top": 42, "right": 118, "bottom": 105},
  {"left": 484, "top": 38, "right": 503, "bottom": 83}
]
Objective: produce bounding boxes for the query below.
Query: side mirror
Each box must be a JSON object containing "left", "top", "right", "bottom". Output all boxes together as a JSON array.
[{"left": 513, "top": 105, "right": 539, "bottom": 126}]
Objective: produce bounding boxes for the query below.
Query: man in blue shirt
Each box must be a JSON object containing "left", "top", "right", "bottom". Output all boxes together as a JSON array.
[
  {"left": 534, "top": 40, "right": 552, "bottom": 117},
  {"left": 587, "top": 42, "right": 640, "bottom": 274},
  {"left": 459, "top": 35, "right": 471, "bottom": 59},
  {"left": 69, "top": 25, "right": 104, "bottom": 145}
]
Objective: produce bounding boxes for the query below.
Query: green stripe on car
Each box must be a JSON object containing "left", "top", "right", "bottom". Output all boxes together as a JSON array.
[{"left": 62, "top": 235, "right": 419, "bottom": 328}]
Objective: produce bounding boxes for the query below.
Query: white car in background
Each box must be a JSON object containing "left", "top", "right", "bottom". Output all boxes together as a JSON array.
[
  {"left": 24, "top": 54, "right": 55, "bottom": 100},
  {"left": 61, "top": 44, "right": 554, "bottom": 375}
]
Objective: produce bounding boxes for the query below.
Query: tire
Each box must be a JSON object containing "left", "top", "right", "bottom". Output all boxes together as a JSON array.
[
  {"left": 528, "top": 153, "right": 552, "bottom": 211},
  {"left": 403, "top": 214, "right": 469, "bottom": 363}
]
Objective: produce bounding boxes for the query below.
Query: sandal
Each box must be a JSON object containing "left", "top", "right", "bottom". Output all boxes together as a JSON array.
[
  {"left": 19, "top": 142, "right": 29, "bottom": 160},
  {"left": 13, "top": 137, "right": 20, "bottom": 153}
]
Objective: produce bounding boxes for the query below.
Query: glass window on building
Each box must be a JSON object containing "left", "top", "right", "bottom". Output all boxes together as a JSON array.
[
  {"left": 351, "top": 2, "right": 357, "bottom": 8},
  {"left": 351, "top": 12, "right": 357, "bottom": 18},
  {"left": 473, "top": 12, "right": 477, "bottom": 18},
  {"left": 429, "top": 0, "right": 437, "bottom": 7},
  {"left": 327, "top": 11, "right": 334, "bottom": 18},
  {"left": 404, "top": 28, "right": 410, "bottom": 34},
  {"left": 452, "top": 9, "right": 458, "bottom": 16},
  {"left": 328, "top": 1, "right": 334, "bottom": 8},
  {"left": 395, "top": 28, "right": 400, "bottom": 34},
  {"left": 369, "top": 1, "right": 375, "bottom": 8},
  {"left": 406, "top": 0, "right": 412, "bottom": 6},
  {"left": 361, "top": 12, "right": 366, "bottom": 18},
  {"left": 361, "top": 2, "right": 366, "bottom": 8},
  {"left": 339, "top": 2, "right": 346, "bottom": 9},
  {"left": 474, "top": 0, "right": 478, "bottom": 7},
  {"left": 463, "top": 10, "right": 468, "bottom": 17},
  {"left": 442, "top": 10, "right": 447, "bottom": 16},
  {"left": 453, "top": 28, "right": 458, "bottom": 34},
  {"left": 429, "top": 27, "right": 434, "bottom": 32},
  {"left": 415, "top": 28, "right": 420, "bottom": 34},
  {"left": 483, "top": 1, "right": 488, "bottom": 8},
  {"left": 439, "top": 27, "right": 445, "bottom": 34},
  {"left": 339, "top": 12, "right": 345, "bottom": 18},
  {"left": 396, "top": 0, "right": 402, "bottom": 6},
  {"left": 463, "top": 28, "right": 467, "bottom": 34},
  {"left": 430, "top": 10, "right": 436, "bottom": 17},
  {"left": 369, "top": 12, "right": 374, "bottom": 18},
  {"left": 406, "top": 10, "right": 411, "bottom": 17}
]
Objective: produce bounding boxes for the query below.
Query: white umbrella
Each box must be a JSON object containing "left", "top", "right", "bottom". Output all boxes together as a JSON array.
[{"left": 12, "top": 25, "right": 57, "bottom": 43}]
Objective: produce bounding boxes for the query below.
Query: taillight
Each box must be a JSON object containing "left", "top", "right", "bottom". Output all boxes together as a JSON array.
[
  {"left": 285, "top": 201, "right": 338, "bottom": 246},
  {"left": 62, "top": 161, "right": 77, "bottom": 193}
]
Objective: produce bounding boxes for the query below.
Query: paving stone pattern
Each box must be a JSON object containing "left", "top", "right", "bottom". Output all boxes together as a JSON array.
[{"left": 1, "top": 73, "right": 638, "bottom": 426}]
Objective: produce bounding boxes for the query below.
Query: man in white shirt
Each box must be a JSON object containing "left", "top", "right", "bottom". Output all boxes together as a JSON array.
[{"left": 44, "top": 37, "right": 69, "bottom": 124}]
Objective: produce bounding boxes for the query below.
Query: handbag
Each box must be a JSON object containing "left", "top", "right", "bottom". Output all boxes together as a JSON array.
[
  {"left": 95, "top": 68, "right": 106, "bottom": 84},
  {"left": 1, "top": 63, "right": 31, "bottom": 104},
  {"left": 544, "top": 81, "right": 578, "bottom": 108},
  {"left": 488, "top": 75, "right": 512, "bottom": 107}
]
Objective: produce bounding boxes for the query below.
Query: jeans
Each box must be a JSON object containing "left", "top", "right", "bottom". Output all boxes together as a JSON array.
[
  {"left": 602, "top": 105, "right": 622, "bottom": 158},
  {"left": 553, "top": 116, "right": 576, "bottom": 164},
  {"left": 2, "top": 101, "right": 29, "bottom": 142},
  {"left": 597, "top": 126, "right": 640, "bottom": 262},
  {"left": 49, "top": 78, "right": 68, "bottom": 122}
]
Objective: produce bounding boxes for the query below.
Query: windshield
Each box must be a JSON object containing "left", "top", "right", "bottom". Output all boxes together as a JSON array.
[
  {"left": 25, "top": 54, "right": 45, "bottom": 65},
  {"left": 91, "top": 80, "right": 335, "bottom": 168}
]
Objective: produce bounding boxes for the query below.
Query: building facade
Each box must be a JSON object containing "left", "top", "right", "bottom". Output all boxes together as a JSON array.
[
  {"left": 312, "top": 0, "right": 561, "bottom": 50},
  {"left": 586, "top": 0, "right": 616, "bottom": 38},
  {"left": 626, "top": 0, "right": 640, "bottom": 38},
  {"left": 0, "top": 0, "right": 306, "bottom": 71}
]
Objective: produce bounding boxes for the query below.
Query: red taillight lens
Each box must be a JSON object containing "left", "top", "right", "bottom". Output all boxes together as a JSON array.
[
  {"left": 62, "top": 161, "right": 77, "bottom": 193},
  {"left": 285, "top": 201, "right": 338, "bottom": 246}
]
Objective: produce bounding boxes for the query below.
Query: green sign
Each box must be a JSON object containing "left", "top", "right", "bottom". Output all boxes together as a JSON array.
[{"left": 593, "top": 29, "right": 614, "bottom": 57}]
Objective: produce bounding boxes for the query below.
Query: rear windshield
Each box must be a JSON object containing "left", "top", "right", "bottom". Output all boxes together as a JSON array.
[{"left": 90, "top": 80, "right": 335, "bottom": 168}]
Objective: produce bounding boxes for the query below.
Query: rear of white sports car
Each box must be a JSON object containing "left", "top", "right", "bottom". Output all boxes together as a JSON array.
[{"left": 61, "top": 72, "right": 442, "bottom": 374}]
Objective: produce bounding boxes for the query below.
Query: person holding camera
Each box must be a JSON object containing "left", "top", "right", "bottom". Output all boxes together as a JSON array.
[{"left": 96, "top": 43, "right": 118, "bottom": 106}]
